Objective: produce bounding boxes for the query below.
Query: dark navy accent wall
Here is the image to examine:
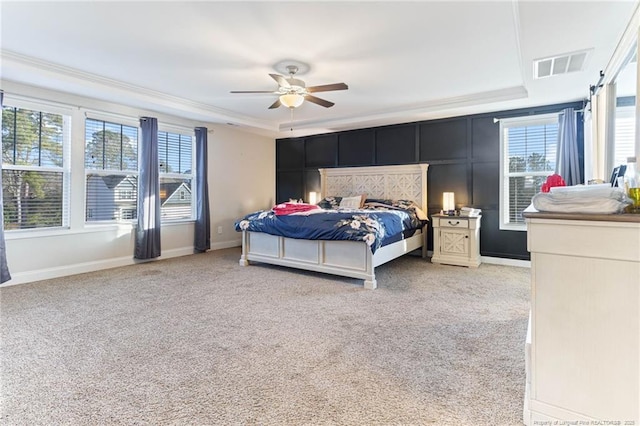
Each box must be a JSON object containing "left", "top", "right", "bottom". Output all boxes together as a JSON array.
[{"left": 276, "top": 101, "right": 585, "bottom": 260}]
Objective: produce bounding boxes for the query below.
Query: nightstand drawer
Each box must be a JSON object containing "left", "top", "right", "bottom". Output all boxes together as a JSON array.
[{"left": 438, "top": 217, "right": 469, "bottom": 229}]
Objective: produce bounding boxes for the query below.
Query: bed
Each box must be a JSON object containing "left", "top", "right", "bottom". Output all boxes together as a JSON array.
[{"left": 236, "top": 163, "right": 429, "bottom": 289}]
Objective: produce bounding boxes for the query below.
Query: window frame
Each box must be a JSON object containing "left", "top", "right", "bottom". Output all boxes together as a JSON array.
[
  {"left": 157, "top": 126, "right": 196, "bottom": 223},
  {"left": 499, "top": 113, "right": 559, "bottom": 231},
  {"left": 1, "top": 97, "right": 72, "bottom": 232},
  {"left": 613, "top": 102, "right": 636, "bottom": 166},
  {"left": 84, "top": 116, "right": 139, "bottom": 224}
]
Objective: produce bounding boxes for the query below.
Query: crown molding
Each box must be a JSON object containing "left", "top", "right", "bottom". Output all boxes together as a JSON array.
[
  {"left": 0, "top": 49, "right": 278, "bottom": 133},
  {"left": 281, "top": 85, "right": 529, "bottom": 133},
  {"left": 2, "top": 49, "right": 529, "bottom": 138}
]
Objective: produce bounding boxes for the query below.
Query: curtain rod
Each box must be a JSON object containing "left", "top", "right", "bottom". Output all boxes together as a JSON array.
[
  {"left": 590, "top": 70, "right": 606, "bottom": 97},
  {"left": 493, "top": 107, "right": 585, "bottom": 123}
]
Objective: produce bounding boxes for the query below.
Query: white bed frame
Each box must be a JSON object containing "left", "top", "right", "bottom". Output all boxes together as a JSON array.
[{"left": 239, "top": 164, "right": 429, "bottom": 289}]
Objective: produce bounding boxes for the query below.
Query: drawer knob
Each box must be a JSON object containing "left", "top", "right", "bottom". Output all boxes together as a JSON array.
[{"left": 448, "top": 220, "right": 460, "bottom": 226}]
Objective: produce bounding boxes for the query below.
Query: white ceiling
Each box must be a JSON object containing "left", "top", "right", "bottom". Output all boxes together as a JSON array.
[{"left": 1, "top": 1, "right": 638, "bottom": 138}]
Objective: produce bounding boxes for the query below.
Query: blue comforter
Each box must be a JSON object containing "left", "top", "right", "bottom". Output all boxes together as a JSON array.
[{"left": 234, "top": 205, "right": 424, "bottom": 254}]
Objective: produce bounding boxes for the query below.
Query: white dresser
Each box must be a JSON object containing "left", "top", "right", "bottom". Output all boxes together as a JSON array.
[
  {"left": 523, "top": 212, "right": 640, "bottom": 424},
  {"left": 431, "top": 214, "right": 481, "bottom": 267}
]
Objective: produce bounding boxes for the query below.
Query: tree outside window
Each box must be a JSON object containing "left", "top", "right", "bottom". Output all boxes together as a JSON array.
[
  {"left": 1, "top": 106, "right": 66, "bottom": 230},
  {"left": 85, "top": 119, "right": 138, "bottom": 222},
  {"left": 501, "top": 115, "right": 558, "bottom": 230}
]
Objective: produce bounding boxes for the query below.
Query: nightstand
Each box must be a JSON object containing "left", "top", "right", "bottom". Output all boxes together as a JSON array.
[{"left": 431, "top": 214, "right": 481, "bottom": 267}]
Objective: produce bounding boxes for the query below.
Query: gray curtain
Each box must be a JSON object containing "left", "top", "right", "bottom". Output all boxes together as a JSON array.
[
  {"left": 0, "top": 91, "right": 11, "bottom": 283},
  {"left": 556, "top": 107, "right": 581, "bottom": 186},
  {"left": 135, "top": 117, "right": 161, "bottom": 259},
  {"left": 194, "top": 127, "right": 210, "bottom": 252}
]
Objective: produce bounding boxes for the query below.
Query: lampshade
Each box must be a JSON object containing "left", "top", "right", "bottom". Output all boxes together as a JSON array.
[
  {"left": 443, "top": 192, "right": 455, "bottom": 213},
  {"left": 308, "top": 191, "right": 320, "bottom": 205},
  {"left": 279, "top": 94, "right": 304, "bottom": 108}
]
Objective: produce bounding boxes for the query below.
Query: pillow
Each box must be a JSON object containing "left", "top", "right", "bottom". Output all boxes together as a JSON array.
[
  {"left": 363, "top": 199, "right": 428, "bottom": 220},
  {"left": 412, "top": 206, "right": 428, "bottom": 221},
  {"left": 317, "top": 196, "right": 342, "bottom": 209},
  {"left": 318, "top": 194, "right": 367, "bottom": 209},
  {"left": 393, "top": 199, "right": 428, "bottom": 220},
  {"left": 339, "top": 195, "right": 363, "bottom": 209}
]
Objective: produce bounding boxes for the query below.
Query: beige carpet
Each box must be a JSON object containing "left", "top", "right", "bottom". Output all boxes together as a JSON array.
[{"left": 0, "top": 248, "right": 530, "bottom": 425}]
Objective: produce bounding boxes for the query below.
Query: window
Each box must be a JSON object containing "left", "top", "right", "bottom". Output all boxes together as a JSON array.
[
  {"left": 500, "top": 113, "right": 559, "bottom": 230},
  {"left": 614, "top": 104, "right": 635, "bottom": 166},
  {"left": 2, "top": 103, "right": 69, "bottom": 230},
  {"left": 158, "top": 130, "right": 194, "bottom": 221},
  {"left": 85, "top": 118, "right": 138, "bottom": 222}
]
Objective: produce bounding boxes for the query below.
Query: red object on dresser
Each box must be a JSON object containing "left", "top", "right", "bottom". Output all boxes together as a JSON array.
[{"left": 540, "top": 174, "right": 566, "bottom": 193}]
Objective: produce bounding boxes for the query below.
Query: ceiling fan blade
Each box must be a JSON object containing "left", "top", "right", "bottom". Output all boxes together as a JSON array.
[
  {"left": 268, "top": 99, "right": 282, "bottom": 109},
  {"left": 230, "top": 90, "right": 277, "bottom": 93},
  {"left": 307, "top": 83, "right": 348, "bottom": 93},
  {"left": 305, "top": 95, "right": 334, "bottom": 108},
  {"left": 269, "top": 73, "right": 291, "bottom": 88}
]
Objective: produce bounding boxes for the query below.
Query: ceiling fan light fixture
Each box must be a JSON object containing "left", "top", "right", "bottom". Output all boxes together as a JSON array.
[{"left": 279, "top": 93, "right": 304, "bottom": 108}]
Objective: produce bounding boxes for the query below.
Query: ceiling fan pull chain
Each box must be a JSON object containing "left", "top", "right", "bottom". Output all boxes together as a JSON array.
[{"left": 290, "top": 107, "right": 294, "bottom": 131}]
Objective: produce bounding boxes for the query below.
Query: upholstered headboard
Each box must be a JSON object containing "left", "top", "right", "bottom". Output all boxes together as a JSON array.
[{"left": 318, "top": 164, "right": 429, "bottom": 212}]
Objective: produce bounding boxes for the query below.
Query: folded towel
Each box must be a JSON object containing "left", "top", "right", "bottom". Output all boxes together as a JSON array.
[
  {"left": 549, "top": 183, "right": 620, "bottom": 198},
  {"left": 532, "top": 185, "right": 629, "bottom": 214}
]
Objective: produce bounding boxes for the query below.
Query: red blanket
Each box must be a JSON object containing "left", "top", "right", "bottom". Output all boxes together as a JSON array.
[{"left": 273, "top": 202, "right": 321, "bottom": 216}]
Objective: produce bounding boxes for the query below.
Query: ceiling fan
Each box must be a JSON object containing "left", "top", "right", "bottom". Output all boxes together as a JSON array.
[{"left": 230, "top": 65, "right": 348, "bottom": 109}]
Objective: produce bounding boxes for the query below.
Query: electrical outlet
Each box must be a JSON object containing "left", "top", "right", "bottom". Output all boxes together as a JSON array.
[{"left": 217, "top": 226, "right": 223, "bottom": 234}]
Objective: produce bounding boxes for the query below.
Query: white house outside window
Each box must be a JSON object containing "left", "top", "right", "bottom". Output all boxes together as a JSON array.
[
  {"left": 500, "top": 113, "right": 559, "bottom": 230},
  {"left": 85, "top": 118, "right": 138, "bottom": 222},
  {"left": 158, "top": 129, "right": 194, "bottom": 221},
  {"left": 1, "top": 102, "right": 70, "bottom": 230}
]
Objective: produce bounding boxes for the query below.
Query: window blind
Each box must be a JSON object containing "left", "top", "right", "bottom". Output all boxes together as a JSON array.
[
  {"left": 614, "top": 105, "right": 635, "bottom": 166},
  {"left": 2, "top": 105, "right": 68, "bottom": 230},
  {"left": 158, "top": 130, "right": 194, "bottom": 222},
  {"left": 84, "top": 118, "right": 139, "bottom": 222},
  {"left": 501, "top": 114, "right": 559, "bottom": 227}
]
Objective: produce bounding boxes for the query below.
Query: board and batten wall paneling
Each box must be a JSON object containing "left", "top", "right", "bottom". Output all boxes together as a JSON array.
[
  {"left": 472, "top": 161, "right": 500, "bottom": 210},
  {"left": 375, "top": 124, "right": 418, "bottom": 165},
  {"left": 277, "top": 171, "right": 304, "bottom": 203},
  {"left": 276, "top": 137, "right": 304, "bottom": 203},
  {"left": 471, "top": 116, "right": 500, "bottom": 161},
  {"left": 338, "top": 129, "right": 375, "bottom": 166},
  {"left": 479, "top": 210, "right": 528, "bottom": 258},
  {"left": 277, "top": 138, "right": 304, "bottom": 169},
  {"left": 305, "top": 134, "right": 338, "bottom": 168},
  {"left": 428, "top": 163, "right": 469, "bottom": 208},
  {"left": 420, "top": 118, "right": 467, "bottom": 160},
  {"left": 276, "top": 100, "right": 584, "bottom": 260}
]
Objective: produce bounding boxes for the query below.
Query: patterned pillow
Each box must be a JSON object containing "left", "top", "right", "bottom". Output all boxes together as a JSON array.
[
  {"left": 318, "top": 194, "right": 367, "bottom": 209},
  {"left": 339, "top": 196, "right": 363, "bottom": 209},
  {"left": 317, "top": 196, "right": 342, "bottom": 209},
  {"left": 364, "top": 198, "right": 428, "bottom": 220}
]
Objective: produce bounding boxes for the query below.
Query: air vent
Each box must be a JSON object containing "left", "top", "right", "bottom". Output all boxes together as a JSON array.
[{"left": 534, "top": 49, "right": 592, "bottom": 79}]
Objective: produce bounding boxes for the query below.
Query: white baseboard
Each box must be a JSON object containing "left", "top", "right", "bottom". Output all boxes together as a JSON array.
[
  {"left": 481, "top": 256, "right": 531, "bottom": 268},
  {"left": 426, "top": 250, "right": 530, "bottom": 268},
  {"left": 3, "top": 244, "right": 528, "bottom": 287},
  {"left": 1, "top": 246, "right": 196, "bottom": 287},
  {"left": 210, "top": 239, "right": 241, "bottom": 250}
]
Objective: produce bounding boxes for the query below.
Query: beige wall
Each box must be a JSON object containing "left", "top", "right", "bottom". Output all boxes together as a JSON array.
[
  {"left": 209, "top": 125, "right": 275, "bottom": 249},
  {"left": 1, "top": 81, "right": 275, "bottom": 285}
]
